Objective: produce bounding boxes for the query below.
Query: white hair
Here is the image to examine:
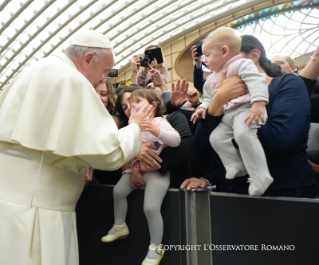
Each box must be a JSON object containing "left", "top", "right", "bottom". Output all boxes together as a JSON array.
[{"left": 65, "top": 45, "right": 112, "bottom": 62}]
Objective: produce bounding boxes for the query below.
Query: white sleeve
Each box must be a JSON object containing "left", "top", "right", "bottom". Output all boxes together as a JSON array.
[
  {"left": 237, "top": 59, "right": 269, "bottom": 103},
  {"left": 77, "top": 123, "right": 141, "bottom": 171},
  {"left": 197, "top": 80, "right": 213, "bottom": 110}
]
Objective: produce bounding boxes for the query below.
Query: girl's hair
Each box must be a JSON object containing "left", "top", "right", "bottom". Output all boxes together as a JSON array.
[
  {"left": 115, "top": 86, "right": 141, "bottom": 127},
  {"left": 129, "top": 89, "right": 166, "bottom": 117},
  {"left": 240, "top": 35, "right": 283, "bottom": 77},
  {"left": 105, "top": 80, "right": 117, "bottom": 114},
  {"left": 145, "top": 44, "right": 166, "bottom": 74}
]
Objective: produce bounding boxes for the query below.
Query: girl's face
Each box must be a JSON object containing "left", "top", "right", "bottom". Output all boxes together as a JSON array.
[
  {"left": 121, "top": 92, "right": 132, "bottom": 118},
  {"left": 129, "top": 95, "right": 149, "bottom": 109},
  {"left": 129, "top": 95, "right": 155, "bottom": 118},
  {"left": 95, "top": 83, "right": 108, "bottom": 107}
]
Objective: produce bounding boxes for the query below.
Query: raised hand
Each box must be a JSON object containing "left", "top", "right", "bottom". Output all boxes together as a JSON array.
[
  {"left": 171, "top": 78, "right": 189, "bottom": 107},
  {"left": 186, "top": 87, "right": 200, "bottom": 106}
]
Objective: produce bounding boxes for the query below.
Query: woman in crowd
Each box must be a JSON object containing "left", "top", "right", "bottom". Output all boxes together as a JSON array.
[
  {"left": 137, "top": 45, "right": 169, "bottom": 87},
  {"left": 182, "top": 35, "right": 319, "bottom": 198},
  {"left": 86, "top": 80, "right": 119, "bottom": 184},
  {"left": 95, "top": 80, "right": 117, "bottom": 114}
]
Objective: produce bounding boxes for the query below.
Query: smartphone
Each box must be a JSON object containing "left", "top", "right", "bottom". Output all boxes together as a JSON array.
[
  {"left": 107, "top": 69, "right": 118, "bottom": 77},
  {"left": 145, "top": 48, "right": 164, "bottom": 64}
]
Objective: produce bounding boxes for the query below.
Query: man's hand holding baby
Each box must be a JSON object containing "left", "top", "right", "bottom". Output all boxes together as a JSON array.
[{"left": 244, "top": 101, "right": 267, "bottom": 127}]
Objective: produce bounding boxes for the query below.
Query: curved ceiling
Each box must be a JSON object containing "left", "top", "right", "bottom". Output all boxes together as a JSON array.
[
  {"left": 0, "top": 0, "right": 282, "bottom": 90},
  {"left": 175, "top": 0, "right": 318, "bottom": 81},
  {"left": 0, "top": 0, "right": 317, "bottom": 90}
]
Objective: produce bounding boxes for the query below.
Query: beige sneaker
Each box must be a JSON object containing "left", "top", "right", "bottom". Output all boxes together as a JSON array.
[
  {"left": 101, "top": 223, "right": 129, "bottom": 243},
  {"left": 142, "top": 244, "right": 165, "bottom": 265}
]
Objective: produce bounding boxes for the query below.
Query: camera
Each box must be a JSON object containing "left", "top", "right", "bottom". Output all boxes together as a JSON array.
[
  {"left": 139, "top": 48, "right": 164, "bottom": 67},
  {"left": 139, "top": 55, "right": 150, "bottom": 67},
  {"left": 196, "top": 40, "right": 204, "bottom": 57},
  {"left": 107, "top": 69, "right": 118, "bottom": 78}
]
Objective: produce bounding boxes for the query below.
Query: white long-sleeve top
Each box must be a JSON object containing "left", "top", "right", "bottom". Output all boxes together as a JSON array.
[{"left": 199, "top": 54, "right": 268, "bottom": 111}]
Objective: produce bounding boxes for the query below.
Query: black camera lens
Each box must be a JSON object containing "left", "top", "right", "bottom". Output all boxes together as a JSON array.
[
  {"left": 140, "top": 57, "right": 150, "bottom": 67},
  {"left": 196, "top": 40, "right": 204, "bottom": 57}
]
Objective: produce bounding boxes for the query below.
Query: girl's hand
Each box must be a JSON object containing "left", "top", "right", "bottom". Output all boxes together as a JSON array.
[
  {"left": 150, "top": 69, "right": 165, "bottom": 86},
  {"left": 131, "top": 166, "right": 145, "bottom": 189},
  {"left": 150, "top": 58, "right": 158, "bottom": 68},
  {"left": 142, "top": 119, "right": 160, "bottom": 137}
]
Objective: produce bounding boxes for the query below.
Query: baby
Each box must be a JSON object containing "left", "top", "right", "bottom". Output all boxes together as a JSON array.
[{"left": 191, "top": 27, "right": 273, "bottom": 195}]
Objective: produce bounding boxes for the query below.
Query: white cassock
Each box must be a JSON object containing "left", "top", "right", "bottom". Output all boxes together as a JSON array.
[{"left": 0, "top": 52, "right": 141, "bottom": 265}]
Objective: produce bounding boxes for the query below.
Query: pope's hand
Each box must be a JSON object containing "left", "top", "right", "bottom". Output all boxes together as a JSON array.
[{"left": 128, "top": 104, "right": 154, "bottom": 130}]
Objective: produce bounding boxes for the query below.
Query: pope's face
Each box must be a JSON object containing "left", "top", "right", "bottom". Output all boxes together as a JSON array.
[{"left": 87, "top": 50, "right": 115, "bottom": 88}]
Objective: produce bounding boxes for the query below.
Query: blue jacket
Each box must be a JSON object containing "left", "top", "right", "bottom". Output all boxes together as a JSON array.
[{"left": 194, "top": 74, "right": 319, "bottom": 198}]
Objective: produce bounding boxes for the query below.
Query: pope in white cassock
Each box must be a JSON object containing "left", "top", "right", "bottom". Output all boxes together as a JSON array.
[{"left": 0, "top": 30, "right": 153, "bottom": 265}]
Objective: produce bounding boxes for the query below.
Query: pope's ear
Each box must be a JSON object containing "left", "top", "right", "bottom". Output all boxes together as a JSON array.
[{"left": 82, "top": 52, "right": 95, "bottom": 69}]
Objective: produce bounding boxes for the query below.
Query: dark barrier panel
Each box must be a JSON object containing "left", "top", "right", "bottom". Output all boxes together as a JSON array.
[
  {"left": 76, "top": 185, "right": 181, "bottom": 265},
  {"left": 210, "top": 193, "right": 319, "bottom": 265}
]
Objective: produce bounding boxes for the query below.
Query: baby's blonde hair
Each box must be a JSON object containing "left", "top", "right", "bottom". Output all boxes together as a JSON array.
[{"left": 203, "top": 27, "right": 241, "bottom": 55}]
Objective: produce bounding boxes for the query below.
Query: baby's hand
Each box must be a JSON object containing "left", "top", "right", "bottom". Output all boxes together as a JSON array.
[
  {"left": 244, "top": 101, "right": 266, "bottom": 127},
  {"left": 190, "top": 108, "right": 206, "bottom": 124},
  {"left": 142, "top": 119, "right": 160, "bottom": 137}
]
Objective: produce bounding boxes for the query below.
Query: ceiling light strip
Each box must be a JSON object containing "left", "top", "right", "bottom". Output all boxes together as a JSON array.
[
  {"left": 115, "top": 0, "right": 266, "bottom": 72},
  {"left": 106, "top": 0, "right": 165, "bottom": 41},
  {"left": 0, "top": 0, "right": 11, "bottom": 12},
  {"left": 45, "top": 1, "right": 118, "bottom": 57},
  {"left": 91, "top": 0, "right": 118, "bottom": 30},
  {"left": 0, "top": 0, "right": 34, "bottom": 35},
  {"left": 0, "top": 0, "right": 103, "bottom": 87},
  {"left": 0, "top": 0, "right": 77, "bottom": 74},
  {"left": 112, "top": 0, "right": 203, "bottom": 56},
  {"left": 0, "top": 0, "right": 55, "bottom": 57}
]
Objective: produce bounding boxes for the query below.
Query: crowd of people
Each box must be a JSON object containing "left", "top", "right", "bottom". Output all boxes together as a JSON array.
[{"left": 0, "top": 27, "right": 319, "bottom": 265}]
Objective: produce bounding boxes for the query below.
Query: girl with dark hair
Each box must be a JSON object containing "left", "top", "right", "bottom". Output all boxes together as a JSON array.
[
  {"left": 183, "top": 34, "right": 319, "bottom": 199},
  {"left": 102, "top": 89, "right": 181, "bottom": 265}
]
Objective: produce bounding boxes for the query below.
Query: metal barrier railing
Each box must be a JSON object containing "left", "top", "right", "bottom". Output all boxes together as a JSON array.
[{"left": 76, "top": 185, "right": 319, "bottom": 265}]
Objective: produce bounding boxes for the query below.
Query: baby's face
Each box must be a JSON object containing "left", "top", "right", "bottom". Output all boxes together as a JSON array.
[{"left": 202, "top": 42, "right": 224, "bottom": 72}]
